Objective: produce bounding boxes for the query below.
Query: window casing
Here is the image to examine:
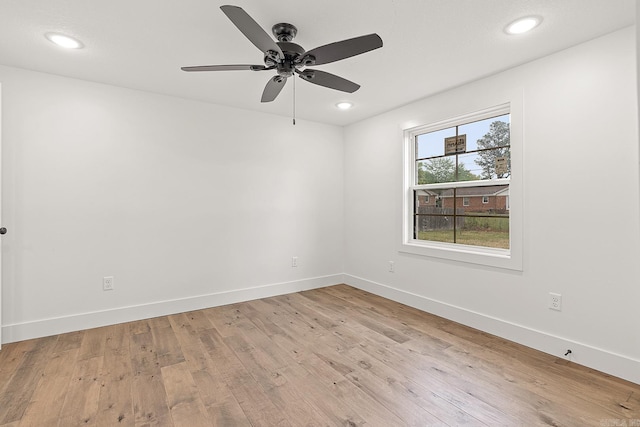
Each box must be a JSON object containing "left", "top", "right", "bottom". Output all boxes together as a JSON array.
[{"left": 402, "top": 101, "right": 523, "bottom": 270}]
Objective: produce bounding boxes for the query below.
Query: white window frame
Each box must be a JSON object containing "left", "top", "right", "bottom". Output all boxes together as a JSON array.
[
  {"left": 463, "top": 197, "right": 470, "bottom": 207},
  {"left": 401, "top": 101, "right": 523, "bottom": 271},
  {"left": 482, "top": 196, "right": 489, "bottom": 204}
]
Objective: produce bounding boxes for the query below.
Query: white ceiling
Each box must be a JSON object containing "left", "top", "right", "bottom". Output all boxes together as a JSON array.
[{"left": 0, "top": 0, "right": 635, "bottom": 126}]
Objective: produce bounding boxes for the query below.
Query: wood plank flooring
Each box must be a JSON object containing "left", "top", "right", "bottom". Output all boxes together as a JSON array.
[{"left": 0, "top": 284, "right": 638, "bottom": 426}]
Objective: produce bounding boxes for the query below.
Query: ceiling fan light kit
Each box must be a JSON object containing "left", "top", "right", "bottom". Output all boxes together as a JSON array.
[{"left": 182, "top": 5, "right": 383, "bottom": 107}]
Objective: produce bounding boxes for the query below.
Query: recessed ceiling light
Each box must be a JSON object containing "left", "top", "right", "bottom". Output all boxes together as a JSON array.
[
  {"left": 336, "top": 102, "right": 353, "bottom": 110},
  {"left": 45, "top": 33, "right": 84, "bottom": 49},
  {"left": 505, "top": 16, "right": 542, "bottom": 35}
]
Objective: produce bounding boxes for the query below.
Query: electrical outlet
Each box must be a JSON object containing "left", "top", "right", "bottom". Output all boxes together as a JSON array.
[
  {"left": 103, "top": 276, "right": 114, "bottom": 291},
  {"left": 549, "top": 292, "right": 562, "bottom": 311},
  {"left": 292, "top": 257, "right": 298, "bottom": 267},
  {"left": 388, "top": 261, "right": 395, "bottom": 272}
]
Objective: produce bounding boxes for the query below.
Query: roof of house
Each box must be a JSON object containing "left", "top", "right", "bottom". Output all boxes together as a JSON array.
[{"left": 417, "top": 185, "right": 508, "bottom": 198}]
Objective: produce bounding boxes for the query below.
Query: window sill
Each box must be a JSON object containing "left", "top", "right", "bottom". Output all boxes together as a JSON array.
[{"left": 400, "top": 240, "right": 522, "bottom": 271}]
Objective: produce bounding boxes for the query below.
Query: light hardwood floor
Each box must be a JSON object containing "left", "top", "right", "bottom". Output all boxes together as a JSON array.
[{"left": 0, "top": 284, "right": 638, "bottom": 426}]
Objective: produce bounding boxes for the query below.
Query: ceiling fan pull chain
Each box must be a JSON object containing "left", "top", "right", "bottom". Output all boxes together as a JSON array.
[{"left": 293, "top": 75, "right": 296, "bottom": 125}]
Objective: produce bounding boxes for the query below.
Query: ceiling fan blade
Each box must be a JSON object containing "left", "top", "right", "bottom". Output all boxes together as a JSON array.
[
  {"left": 304, "top": 34, "right": 382, "bottom": 66},
  {"left": 220, "top": 5, "right": 283, "bottom": 59},
  {"left": 181, "top": 64, "right": 267, "bottom": 72},
  {"left": 298, "top": 69, "right": 360, "bottom": 93},
  {"left": 261, "top": 76, "right": 287, "bottom": 102}
]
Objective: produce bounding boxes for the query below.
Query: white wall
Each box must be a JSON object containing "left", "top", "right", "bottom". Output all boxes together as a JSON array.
[
  {"left": 0, "top": 65, "right": 344, "bottom": 342},
  {"left": 343, "top": 27, "right": 640, "bottom": 384}
]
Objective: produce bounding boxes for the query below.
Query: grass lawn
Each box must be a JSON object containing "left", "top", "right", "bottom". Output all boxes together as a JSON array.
[{"left": 417, "top": 229, "right": 509, "bottom": 249}]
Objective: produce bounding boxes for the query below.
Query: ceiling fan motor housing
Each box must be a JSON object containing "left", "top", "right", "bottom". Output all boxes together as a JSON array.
[
  {"left": 268, "top": 22, "right": 316, "bottom": 77},
  {"left": 272, "top": 23, "right": 297, "bottom": 42},
  {"left": 270, "top": 41, "right": 305, "bottom": 77}
]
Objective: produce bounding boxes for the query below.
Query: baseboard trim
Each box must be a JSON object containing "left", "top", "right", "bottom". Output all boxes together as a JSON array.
[
  {"left": 2, "top": 274, "right": 344, "bottom": 344},
  {"left": 344, "top": 274, "right": 640, "bottom": 385}
]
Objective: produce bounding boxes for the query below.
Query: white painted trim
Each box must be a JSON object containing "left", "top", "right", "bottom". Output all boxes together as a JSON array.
[
  {"left": 405, "top": 103, "right": 511, "bottom": 136},
  {"left": 1, "top": 274, "right": 344, "bottom": 344},
  {"left": 344, "top": 274, "right": 640, "bottom": 386}
]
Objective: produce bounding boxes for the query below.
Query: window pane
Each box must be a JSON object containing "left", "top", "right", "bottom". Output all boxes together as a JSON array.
[
  {"left": 415, "top": 214, "right": 508, "bottom": 248},
  {"left": 457, "top": 149, "right": 510, "bottom": 180},
  {"left": 415, "top": 188, "right": 451, "bottom": 211},
  {"left": 416, "top": 126, "right": 456, "bottom": 159},
  {"left": 459, "top": 114, "right": 510, "bottom": 152},
  {"left": 457, "top": 216, "right": 510, "bottom": 249},
  {"left": 454, "top": 185, "right": 509, "bottom": 213},
  {"left": 417, "top": 158, "right": 458, "bottom": 184},
  {"left": 414, "top": 187, "right": 509, "bottom": 249},
  {"left": 415, "top": 188, "right": 453, "bottom": 242},
  {"left": 456, "top": 152, "right": 483, "bottom": 181},
  {"left": 415, "top": 215, "right": 454, "bottom": 243},
  {"left": 415, "top": 189, "right": 435, "bottom": 208}
]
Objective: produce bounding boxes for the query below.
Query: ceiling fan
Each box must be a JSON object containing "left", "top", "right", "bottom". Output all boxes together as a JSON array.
[{"left": 181, "top": 5, "right": 383, "bottom": 103}]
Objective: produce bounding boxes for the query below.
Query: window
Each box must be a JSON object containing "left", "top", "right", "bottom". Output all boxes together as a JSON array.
[
  {"left": 402, "top": 101, "right": 522, "bottom": 270},
  {"left": 413, "top": 111, "right": 511, "bottom": 248}
]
